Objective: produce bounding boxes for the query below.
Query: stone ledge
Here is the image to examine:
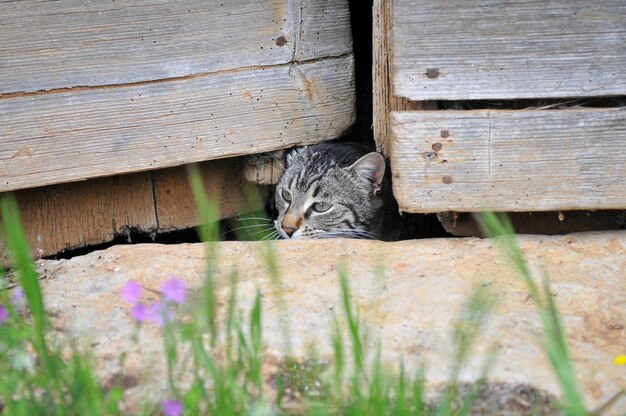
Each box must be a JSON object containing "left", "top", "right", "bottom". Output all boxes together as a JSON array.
[{"left": 36, "top": 232, "right": 626, "bottom": 413}]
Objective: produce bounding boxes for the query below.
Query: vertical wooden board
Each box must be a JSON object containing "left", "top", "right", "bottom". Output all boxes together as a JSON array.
[
  {"left": 0, "top": 55, "right": 355, "bottom": 192},
  {"left": 390, "top": 108, "right": 626, "bottom": 212},
  {"left": 392, "top": 0, "right": 626, "bottom": 100},
  {"left": 372, "top": 0, "right": 433, "bottom": 155},
  {"left": 296, "top": 0, "right": 352, "bottom": 61},
  {"left": 153, "top": 159, "right": 266, "bottom": 231},
  {"left": 0, "top": 0, "right": 293, "bottom": 93},
  {"left": 7, "top": 173, "right": 156, "bottom": 257}
]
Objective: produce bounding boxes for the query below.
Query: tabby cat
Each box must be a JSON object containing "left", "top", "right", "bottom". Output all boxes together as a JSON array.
[{"left": 274, "top": 142, "right": 398, "bottom": 240}]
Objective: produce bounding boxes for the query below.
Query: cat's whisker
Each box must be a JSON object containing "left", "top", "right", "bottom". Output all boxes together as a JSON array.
[
  {"left": 222, "top": 224, "right": 275, "bottom": 239},
  {"left": 248, "top": 227, "right": 279, "bottom": 237},
  {"left": 322, "top": 228, "right": 381, "bottom": 240},
  {"left": 315, "top": 233, "right": 366, "bottom": 240},
  {"left": 260, "top": 230, "right": 280, "bottom": 241},
  {"left": 225, "top": 223, "right": 274, "bottom": 233},
  {"left": 234, "top": 215, "right": 273, "bottom": 222},
  {"left": 267, "top": 152, "right": 286, "bottom": 173},
  {"left": 325, "top": 227, "right": 377, "bottom": 236},
  {"left": 231, "top": 223, "right": 274, "bottom": 229}
]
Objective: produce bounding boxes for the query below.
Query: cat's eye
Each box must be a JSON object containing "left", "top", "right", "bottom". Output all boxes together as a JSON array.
[
  {"left": 313, "top": 202, "right": 332, "bottom": 212},
  {"left": 281, "top": 189, "right": 292, "bottom": 202}
]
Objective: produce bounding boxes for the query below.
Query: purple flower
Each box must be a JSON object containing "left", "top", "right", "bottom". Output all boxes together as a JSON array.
[
  {"left": 0, "top": 305, "right": 8, "bottom": 325},
  {"left": 162, "top": 399, "right": 183, "bottom": 416},
  {"left": 148, "top": 302, "right": 175, "bottom": 327},
  {"left": 11, "top": 287, "right": 26, "bottom": 310},
  {"left": 121, "top": 280, "right": 142, "bottom": 304},
  {"left": 161, "top": 277, "right": 186, "bottom": 305},
  {"left": 130, "top": 302, "right": 149, "bottom": 323}
]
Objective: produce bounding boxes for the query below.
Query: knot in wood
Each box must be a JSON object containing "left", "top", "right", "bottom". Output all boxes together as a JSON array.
[{"left": 426, "top": 68, "right": 440, "bottom": 78}]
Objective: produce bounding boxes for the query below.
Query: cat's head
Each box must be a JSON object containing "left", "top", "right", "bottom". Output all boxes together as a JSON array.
[{"left": 274, "top": 144, "right": 386, "bottom": 239}]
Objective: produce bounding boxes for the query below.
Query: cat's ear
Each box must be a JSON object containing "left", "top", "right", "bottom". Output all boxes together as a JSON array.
[
  {"left": 348, "top": 152, "right": 386, "bottom": 189},
  {"left": 286, "top": 147, "right": 305, "bottom": 167}
]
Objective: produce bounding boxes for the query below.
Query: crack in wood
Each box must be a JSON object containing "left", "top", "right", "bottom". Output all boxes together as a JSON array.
[{"left": 0, "top": 53, "right": 352, "bottom": 100}]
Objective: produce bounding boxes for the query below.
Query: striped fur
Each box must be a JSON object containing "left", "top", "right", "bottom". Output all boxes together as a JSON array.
[{"left": 274, "top": 142, "right": 393, "bottom": 240}]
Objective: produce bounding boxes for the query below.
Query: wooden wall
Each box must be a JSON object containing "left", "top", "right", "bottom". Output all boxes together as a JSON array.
[
  {"left": 0, "top": 0, "right": 355, "bottom": 192},
  {"left": 0, "top": 0, "right": 355, "bottom": 255},
  {"left": 375, "top": 0, "right": 626, "bottom": 215}
]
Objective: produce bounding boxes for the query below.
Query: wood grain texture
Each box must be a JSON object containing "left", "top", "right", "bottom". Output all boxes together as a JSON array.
[
  {"left": 0, "top": 55, "right": 355, "bottom": 192},
  {"left": 390, "top": 108, "right": 626, "bottom": 212},
  {"left": 9, "top": 173, "right": 156, "bottom": 257},
  {"left": 392, "top": 0, "right": 626, "bottom": 100},
  {"left": 296, "top": 0, "right": 352, "bottom": 61},
  {"left": 372, "top": 0, "right": 436, "bottom": 155},
  {"left": 0, "top": 0, "right": 294, "bottom": 93},
  {"left": 154, "top": 159, "right": 266, "bottom": 231},
  {"left": 0, "top": 158, "right": 265, "bottom": 258}
]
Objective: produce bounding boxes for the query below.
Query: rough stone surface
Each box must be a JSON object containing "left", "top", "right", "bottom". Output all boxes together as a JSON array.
[{"left": 35, "top": 232, "right": 626, "bottom": 413}]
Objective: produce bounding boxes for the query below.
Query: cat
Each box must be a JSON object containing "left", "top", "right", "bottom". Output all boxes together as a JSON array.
[{"left": 274, "top": 142, "right": 398, "bottom": 240}]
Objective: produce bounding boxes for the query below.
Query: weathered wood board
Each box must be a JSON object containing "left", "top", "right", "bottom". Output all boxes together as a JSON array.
[
  {"left": 0, "top": 0, "right": 354, "bottom": 192},
  {"left": 392, "top": 0, "right": 626, "bottom": 100},
  {"left": 0, "top": 158, "right": 264, "bottom": 258},
  {"left": 390, "top": 108, "right": 626, "bottom": 212},
  {"left": 0, "top": 0, "right": 294, "bottom": 93},
  {"left": 372, "top": 0, "right": 434, "bottom": 156},
  {"left": 153, "top": 159, "right": 265, "bottom": 232},
  {"left": 1, "top": 56, "right": 354, "bottom": 192},
  {"left": 296, "top": 0, "right": 352, "bottom": 61},
  {"left": 6, "top": 172, "right": 156, "bottom": 258}
]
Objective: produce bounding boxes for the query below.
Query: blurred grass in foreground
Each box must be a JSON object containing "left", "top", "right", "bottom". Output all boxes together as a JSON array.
[
  {"left": 475, "top": 212, "right": 587, "bottom": 416},
  {"left": 0, "top": 174, "right": 604, "bottom": 415}
]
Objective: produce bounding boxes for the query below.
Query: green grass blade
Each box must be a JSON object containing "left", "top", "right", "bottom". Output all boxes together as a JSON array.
[
  {"left": 0, "top": 195, "right": 65, "bottom": 407},
  {"left": 475, "top": 212, "right": 588, "bottom": 416},
  {"left": 338, "top": 266, "right": 363, "bottom": 374}
]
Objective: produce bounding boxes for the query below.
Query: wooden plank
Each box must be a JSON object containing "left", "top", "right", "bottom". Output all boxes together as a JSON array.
[
  {"left": 296, "top": 0, "right": 352, "bottom": 61},
  {"left": 390, "top": 108, "right": 626, "bottom": 212},
  {"left": 392, "top": 0, "right": 626, "bottom": 100},
  {"left": 154, "top": 159, "right": 266, "bottom": 231},
  {"left": 8, "top": 172, "right": 156, "bottom": 257},
  {"left": 372, "top": 0, "right": 434, "bottom": 156},
  {"left": 0, "top": 0, "right": 294, "bottom": 93},
  {"left": 0, "top": 158, "right": 266, "bottom": 259},
  {"left": 0, "top": 55, "right": 355, "bottom": 192}
]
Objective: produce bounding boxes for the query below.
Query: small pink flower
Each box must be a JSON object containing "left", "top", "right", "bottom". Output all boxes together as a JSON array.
[
  {"left": 162, "top": 399, "right": 183, "bottom": 416},
  {"left": 130, "top": 302, "right": 149, "bottom": 323},
  {"left": 11, "top": 287, "right": 26, "bottom": 310},
  {"left": 0, "top": 305, "right": 8, "bottom": 325},
  {"left": 148, "top": 302, "right": 175, "bottom": 327},
  {"left": 121, "top": 280, "right": 142, "bottom": 304},
  {"left": 161, "top": 277, "right": 186, "bottom": 305}
]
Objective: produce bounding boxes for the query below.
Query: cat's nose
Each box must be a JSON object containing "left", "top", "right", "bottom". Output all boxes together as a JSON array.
[
  {"left": 281, "top": 214, "right": 300, "bottom": 237},
  {"left": 281, "top": 223, "right": 297, "bottom": 237}
]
